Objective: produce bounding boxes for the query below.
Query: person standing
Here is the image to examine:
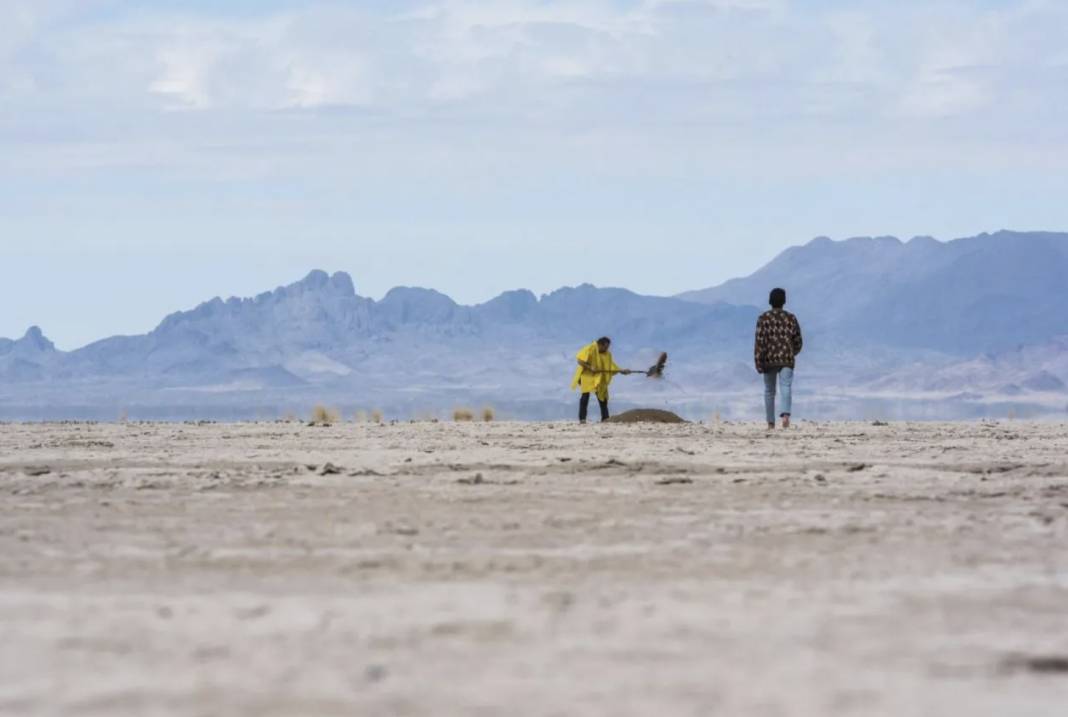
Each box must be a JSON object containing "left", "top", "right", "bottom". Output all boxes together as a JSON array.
[
  {"left": 754, "top": 288, "right": 803, "bottom": 429},
  {"left": 571, "top": 337, "right": 632, "bottom": 423}
]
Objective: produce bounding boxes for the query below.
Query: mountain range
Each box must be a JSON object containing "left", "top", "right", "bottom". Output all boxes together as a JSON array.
[
  {"left": 3, "top": 230, "right": 1067, "bottom": 421},
  {"left": 680, "top": 230, "right": 1068, "bottom": 354}
]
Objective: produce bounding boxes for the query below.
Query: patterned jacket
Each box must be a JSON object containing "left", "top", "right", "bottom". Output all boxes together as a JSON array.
[{"left": 754, "top": 309, "right": 803, "bottom": 373}]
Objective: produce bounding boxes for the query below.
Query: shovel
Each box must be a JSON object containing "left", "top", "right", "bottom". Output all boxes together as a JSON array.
[{"left": 600, "top": 352, "right": 669, "bottom": 379}]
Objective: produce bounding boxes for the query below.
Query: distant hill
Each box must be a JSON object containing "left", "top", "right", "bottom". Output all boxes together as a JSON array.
[
  {"left": 864, "top": 335, "right": 1068, "bottom": 397},
  {"left": 4, "top": 230, "right": 1068, "bottom": 421},
  {"left": 0, "top": 327, "right": 58, "bottom": 382},
  {"left": 678, "top": 230, "right": 1068, "bottom": 353},
  {"left": 45, "top": 270, "right": 757, "bottom": 382},
  {"left": 0, "top": 272, "right": 758, "bottom": 420}
]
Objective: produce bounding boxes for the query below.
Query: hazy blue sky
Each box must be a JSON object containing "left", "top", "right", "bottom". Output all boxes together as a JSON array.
[{"left": 3, "top": 0, "right": 1067, "bottom": 349}]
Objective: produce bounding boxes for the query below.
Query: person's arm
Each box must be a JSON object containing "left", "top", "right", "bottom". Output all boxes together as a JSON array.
[
  {"left": 792, "top": 316, "right": 803, "bottom": 356},
  {"left": 577, "top": 345, "right": 594, "bottom": 371},
  {"left": 754, "top": 316, "right": 765, "bottom": 373}
]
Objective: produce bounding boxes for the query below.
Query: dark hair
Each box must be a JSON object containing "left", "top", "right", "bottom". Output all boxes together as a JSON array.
[
  {"left": 597, "top": 336, "right": 611, "bottom": 347},
  {"left": 769, "top": 288, "right": 786, "bottom": 309}
]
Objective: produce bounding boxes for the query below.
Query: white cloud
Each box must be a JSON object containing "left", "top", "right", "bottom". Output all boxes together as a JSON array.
[
  {"left": 150, "top": 41, "right": 216, "bottom": 109},
  {"left": 898, "top": 69, "right": 990, "bottom": 119},
  {"left": 1, "top": 0, "right": 1065, "bottom": 175}
]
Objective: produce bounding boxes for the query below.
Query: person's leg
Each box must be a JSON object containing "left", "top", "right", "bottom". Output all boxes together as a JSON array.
[
  {"left": 779, "top": 367, "right": 794, "bottom": 428},
  {"left": 579, "top": 393, "right": 591, "bottom": 423},
  {"left": 598, "top": 398, "right": 610, "bottom": 422},
  {"left": 763, "top": 370, "right": 778, "bottom": 428}
]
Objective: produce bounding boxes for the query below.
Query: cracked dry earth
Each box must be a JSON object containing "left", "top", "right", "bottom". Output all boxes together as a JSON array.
[{"left": 2, "top": 420, "right": 1068, "bottom": 716}]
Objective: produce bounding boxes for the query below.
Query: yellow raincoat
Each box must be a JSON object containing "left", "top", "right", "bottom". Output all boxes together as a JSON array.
[{"left": 570, "top": 342, "right": 621, "bottom": 401}]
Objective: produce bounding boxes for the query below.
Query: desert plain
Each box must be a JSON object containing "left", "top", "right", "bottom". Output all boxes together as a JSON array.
[{"left": 1, "top": 419, "right": 1067, "bottom": 716}]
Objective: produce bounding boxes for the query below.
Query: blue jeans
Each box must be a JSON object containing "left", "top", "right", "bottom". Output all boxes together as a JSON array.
[{"left": 763, "top": 367, "right": 794, "bottom": 424}]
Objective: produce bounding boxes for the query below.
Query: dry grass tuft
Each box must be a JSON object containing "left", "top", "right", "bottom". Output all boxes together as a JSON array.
[
  {"left": 453, "top": 407, "right": 475, "bottom": 422},
  {"left": 481, "top": 406, "right": 496, "bottom": 422},
  {"left": 353, "top": 410, "right": 368, "bottom": 423},
  {"left": 371, "top": 409, "right": 384, "bottom": 424},
  {"left": 310, "top": 405, "right": 341, "bottom": 426}
]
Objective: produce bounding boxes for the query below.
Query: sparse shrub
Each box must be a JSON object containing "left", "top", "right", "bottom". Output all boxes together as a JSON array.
[
  {"left": 481, "top": 406, "right": 495, "bottom": 422},
  {"left": 310, "top": 405, "right": 340, "bottom": 426},
  {"left": 371, "top": 409, "right": 384, "bottom": 424},
  {"left": 453, "top": 407, "right": 475, "bottom": 422}
]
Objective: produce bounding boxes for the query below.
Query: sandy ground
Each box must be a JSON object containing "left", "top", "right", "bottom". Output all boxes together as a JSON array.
[{"left": 2, "top": 419, "right": 1068, "bottom": 717}]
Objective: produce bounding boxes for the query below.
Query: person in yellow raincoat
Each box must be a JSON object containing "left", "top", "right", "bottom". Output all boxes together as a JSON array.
[{"left": 571, "top": 337, "right": 633, "bottom": 423}]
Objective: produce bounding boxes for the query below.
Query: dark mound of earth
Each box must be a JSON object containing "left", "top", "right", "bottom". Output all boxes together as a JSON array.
[{"left": 608, "top": 409, "right": 687, "bottom": 424}]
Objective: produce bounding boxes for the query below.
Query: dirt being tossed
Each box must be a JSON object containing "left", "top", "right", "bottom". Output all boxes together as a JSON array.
[{"left": 608, "top": 408, "right": 687, "bottom": 424}]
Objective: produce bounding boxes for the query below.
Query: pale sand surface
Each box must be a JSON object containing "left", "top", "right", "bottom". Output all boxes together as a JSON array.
[{"left": 2, "top": 420, "right": 1067, "bottom": 716}]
